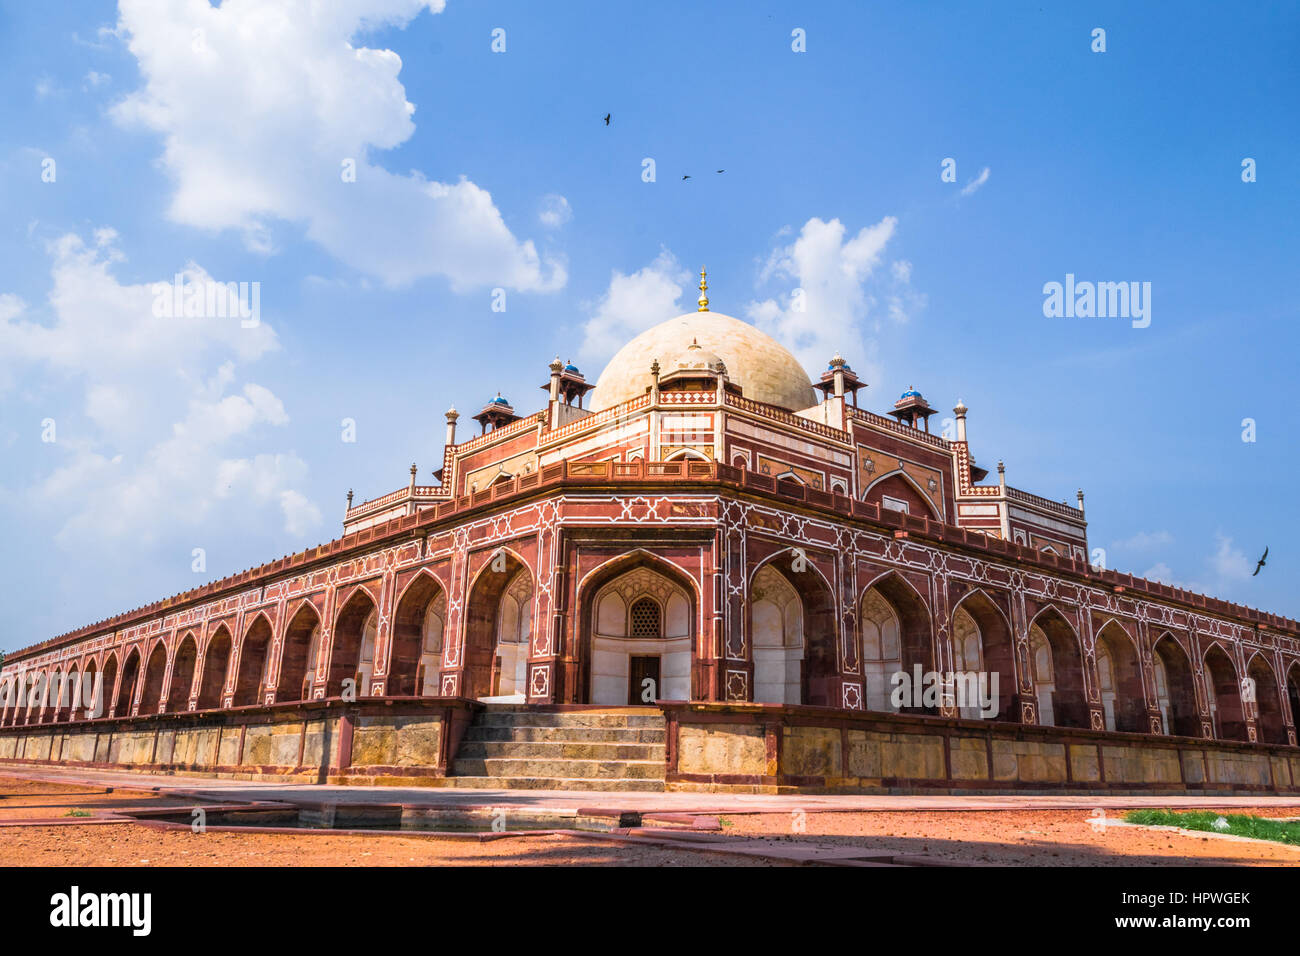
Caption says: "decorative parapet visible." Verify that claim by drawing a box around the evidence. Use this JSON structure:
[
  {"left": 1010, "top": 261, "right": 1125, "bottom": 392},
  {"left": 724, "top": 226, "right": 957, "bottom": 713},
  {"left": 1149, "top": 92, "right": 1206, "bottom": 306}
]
[
  {"left": 849, "top": 406, "right": 951, "bottom": 449},
  {"left": 540, "top": 394, "right": 653, "bottom": 445},
  {"left": 447, "top": 410, "right": 545, "bottom": 456},
  {"left": 725, "top": 392, "right": 852, "bottom": 444}
]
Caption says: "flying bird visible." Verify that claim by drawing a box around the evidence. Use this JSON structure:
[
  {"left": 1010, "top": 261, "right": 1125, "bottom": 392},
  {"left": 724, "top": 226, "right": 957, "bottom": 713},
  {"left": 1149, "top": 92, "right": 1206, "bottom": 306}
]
[
  {"left": 1253, "top": 546, "right": 1269, "bottom": 576},
  {"left": 603, "top": 113, "right": 610, "bottom": 125},
  {"left": 716, "top": 169, "right": 725, "bottom": 173},
  {"left": 682, "top": 174, "right": 691, "bottom": 180}
]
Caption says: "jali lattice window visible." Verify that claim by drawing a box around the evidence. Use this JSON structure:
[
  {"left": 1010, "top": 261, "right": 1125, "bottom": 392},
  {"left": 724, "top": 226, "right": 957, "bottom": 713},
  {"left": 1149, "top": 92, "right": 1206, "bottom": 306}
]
[{"left": 629, "top": 598, "right": 661, "bottom": 638}]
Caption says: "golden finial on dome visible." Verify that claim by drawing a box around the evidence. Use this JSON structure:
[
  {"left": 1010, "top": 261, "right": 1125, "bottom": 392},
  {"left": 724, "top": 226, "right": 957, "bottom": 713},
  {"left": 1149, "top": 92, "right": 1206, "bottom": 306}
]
[{"left": 697, "top": 267, "right": 709, "bottom": 312}]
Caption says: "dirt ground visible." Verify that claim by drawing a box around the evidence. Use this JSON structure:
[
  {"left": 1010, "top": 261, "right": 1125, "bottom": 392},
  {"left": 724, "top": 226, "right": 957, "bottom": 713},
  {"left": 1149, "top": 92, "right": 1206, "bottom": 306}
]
[
  {"left": 2, "top": 775, "right": 1298, "bottom": 866},
  {"left": 719, "top": 808, "right": 1300, "bottom": 866},
  {"left": 0, "top": 777, "right": 772, "bottom": 866}
]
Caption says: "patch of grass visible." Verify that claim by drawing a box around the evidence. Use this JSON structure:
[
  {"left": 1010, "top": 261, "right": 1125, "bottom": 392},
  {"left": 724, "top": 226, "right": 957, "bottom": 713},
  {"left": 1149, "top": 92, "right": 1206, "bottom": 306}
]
[
  {"left": 1124, "top": 809, "right": 1300, "bottom": 846},
  {"left": 718, "top": 817, "right": 734, "bottom": 828},
  {"left": 63, "top": 809, "right": 92, "bottom": 818}
]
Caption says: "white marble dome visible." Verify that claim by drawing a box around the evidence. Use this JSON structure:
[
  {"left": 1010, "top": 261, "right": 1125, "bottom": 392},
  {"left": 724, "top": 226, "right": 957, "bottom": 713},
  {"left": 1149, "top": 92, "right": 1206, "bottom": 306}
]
[{"left": 589, "top": 311, "right": 816, "bottom": 412}]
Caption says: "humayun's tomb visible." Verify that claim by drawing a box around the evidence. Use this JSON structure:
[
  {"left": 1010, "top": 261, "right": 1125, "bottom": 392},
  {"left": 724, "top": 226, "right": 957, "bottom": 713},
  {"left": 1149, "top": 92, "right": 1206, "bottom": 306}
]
[{"left": 3, "top": 271, "right": 1299, "bottom": 794}]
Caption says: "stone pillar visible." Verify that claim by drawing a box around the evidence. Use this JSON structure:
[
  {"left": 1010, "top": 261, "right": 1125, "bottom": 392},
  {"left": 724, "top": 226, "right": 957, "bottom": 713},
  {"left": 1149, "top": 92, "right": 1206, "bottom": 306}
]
[
  {"left": 715, "top": 519, "right": 748, "bottom": 702},
  {"left": 931, "top": 573, "right": 956, "bottom": 717},
  {"left": 1010, "top": 594, "right": 1037, "bottom": 724}
]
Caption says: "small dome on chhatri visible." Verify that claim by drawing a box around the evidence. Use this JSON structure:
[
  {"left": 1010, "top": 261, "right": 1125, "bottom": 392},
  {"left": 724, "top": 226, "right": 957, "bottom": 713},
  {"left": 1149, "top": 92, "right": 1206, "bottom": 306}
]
[
  {"left": 669, "top": 338, "right": 727, "bottom": 376},
  {"left": 490, "top": 393, "right": 511, "bottom": 406},
  {"left": 900, "top": 386, "right": 923, "bottom": 399},
  {"left": 564, "top": 361, "right": 581, "bottom": 374}
]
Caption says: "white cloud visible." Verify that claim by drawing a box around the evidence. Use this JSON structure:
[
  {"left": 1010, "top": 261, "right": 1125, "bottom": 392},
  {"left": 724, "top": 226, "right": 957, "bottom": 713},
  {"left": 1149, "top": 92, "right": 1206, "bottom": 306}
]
[
  {"left": 538, "top": 194, "right": 572, "bottom": 229},
  {"left": 579, "top": 249, "right": 691, "bottom": 362},
  {"left": 110, "top": 0, "right": 563, "bottom": 292},
  {"left": 1141, "top": 562, "right": 1183, "bottom": 587},
  {"left": 961, "top": 166, "right": 991, "bottom": 196},
  {"left": 746, "top": 216, "right": 921, "bottom": 379},
  {"left": 83, "top": 70, "right": 112, "bottom": 90},
  {"left": 0, "top": 230, "right": 321, "bottom": 547},
  {"left": 1211, "top": 534, "right": 1254, "bottom": 582},
  {"left": 1114, "top": 529, "right": 1174, "bottom": 551}
]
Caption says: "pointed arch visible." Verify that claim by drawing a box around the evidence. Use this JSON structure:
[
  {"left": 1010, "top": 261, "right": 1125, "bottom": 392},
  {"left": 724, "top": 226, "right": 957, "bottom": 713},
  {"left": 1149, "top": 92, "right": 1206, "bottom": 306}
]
[
  {"left": 1027, "top": 606, "right": 1088, "bottom": 728},
  {"left": 577, "top": 550, "right": 698, "bottom": 704},
  {"left": 392, "top": 570, "right": 448, "bottom": 696},
  {"left": 139, "top": 640, "right": 169, "bottom": 715},
  {"left": 276, "top": 601, "right": 322, "bottom": 703},
  {"left": 1152, "top": 632, "right": 1198, "bottom": 736},
  {"left": 1094, "top": 620, "right": 1145, "bottom": 732},
  {"left": 167, "top": 633, "right": 198, "bottom": 713},
  {"left": 750, "top": 562, "right": 805, "bottom": 705},
  {"left": 950, "top": 588, "right": 1016, "bottom": 721},
  {"left": 859, "top": 570, "right": 933, "bottom": 714},
  {"left": 40, "top": 667, "right": 62, "bottom": 723},
  {"left": 1204, "top": 643, "right": 1246, "bottom": 741},
  {"left": 1246, "top": 652, "right": 1286, "bottom": 745},
  {"left": 746, "top": 550, "right": 837, "bottom": 706},
  {"left": 96, "top": 652, "right": 118, "bottom": 720},
  {"left": 78, "top": 657, "right": 98, "bottom": 720},
  {"left": 665, "top": 448, "right": 709, "bottom": 462},
  {"left": 1286, "top": 661, "right": 1300, "bottom": 741},
  {"left": 115, "top": 647, "right": 142, "bottom": 717},
  {"left": 197, "top": 626, "right": 232, "bottom": 710},
  {"left": 463, "top": 550, "right": 534, "bottom": 700},
  {"left": 328, "top": 587, "right": 379, "bottom": 697},
  {"left": 863, "top": 470, "right": 940, "bottom": 519},
  {"left": 234, "top": 614, "right": 274, "bottom": 706}
]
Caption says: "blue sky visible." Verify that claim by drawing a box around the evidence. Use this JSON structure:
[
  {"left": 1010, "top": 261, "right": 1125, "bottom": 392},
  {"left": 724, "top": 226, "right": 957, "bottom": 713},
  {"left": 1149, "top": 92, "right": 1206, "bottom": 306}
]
[{"left": 1, "top": 0, "right": 1297, "bottom": 651}]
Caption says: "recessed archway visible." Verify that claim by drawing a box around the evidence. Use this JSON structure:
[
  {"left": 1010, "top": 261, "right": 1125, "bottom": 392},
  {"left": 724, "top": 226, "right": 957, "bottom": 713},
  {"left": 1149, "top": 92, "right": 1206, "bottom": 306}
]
[
  {"left": 750, "top": 564, "right": 805, "bottom": 705},
  {"left": 115, "top": 648, "right": 142, "bottom": 717},
  {"left": 234, "top": 615, "right": 273, "bottom": 707},
  {"left": 328, "top": 588, "right": 379, "bottom": 697},
  {"left": 1094, "top": 621, "right": 1146, "bottom": 732},
  {"left": 166, "top": 634, "right": 198, "bottom": 713},
  {"left": 392, "top": 574, "right": 448, "bottom": 697},
  {"left": 196, "top": 628, "right": 232, "bottom": 710},
  {"left": 139, "top": 642, "right": 168, "bottom": 715},
  {"left": 276, "top": 603, "right": 321, "bottom": 703},
  {"left": 464, "top": 552, "right": 534, "bottom": 701},
  {"left": 750, "top": 553, "right": 836, "bottom": 706},
  {"left": 950, "top": 589, "right": 1016, "bottom": 721},
  {"left": 1027, "top": 607, "right": 1088, "bottom": 728},
  {"left": 39, "top": 669, "right": 61, "bottom": 723},
  {"left": 863, "top": 471, "right": 940, "bottom": 519},
  {"left": 577, "top": 551, "right": 698, "bottom": 705},
  {"left": 1286, "top": 663, "right": 1300, "bottom": 742},
  {"left": 860, "top": 572, "right": 933, "bottom": 714},
  {"left": 1204, "top": 644, "right": 1246, "bottom": 741},
  {"left": 1152, "top": 634, "right": 1199, "bottom": 736},
  {"left": 1247, "top": 654, "right": 1287, "bottom": 745},
  {"left": 96, "top": 654, "right": 118, "bottom": 720}
]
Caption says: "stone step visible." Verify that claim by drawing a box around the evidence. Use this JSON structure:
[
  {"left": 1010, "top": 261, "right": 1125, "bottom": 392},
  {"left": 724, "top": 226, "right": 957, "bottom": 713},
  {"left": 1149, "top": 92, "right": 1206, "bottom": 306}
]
[
  {"left": 434, "top": 776, "right": 667, "bottom": 793},
  {"left": 475, "top": 711, "right": 665, "bottom": 729},
  {"left": 457, "top": 740, "right": 666, "bottom": 761},
  {"left": 452, "top": 756, "right": 665, "bottom": 780},
  {"left": 463, "top": 725, "right": 666, "bottom": 744}
]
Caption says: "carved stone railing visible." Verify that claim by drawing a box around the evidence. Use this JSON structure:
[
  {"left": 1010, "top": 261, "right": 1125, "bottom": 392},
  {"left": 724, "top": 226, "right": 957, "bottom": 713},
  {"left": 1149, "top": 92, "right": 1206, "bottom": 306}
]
[{"left": 849, "top": 407, "right": 951, "bottom": 449}]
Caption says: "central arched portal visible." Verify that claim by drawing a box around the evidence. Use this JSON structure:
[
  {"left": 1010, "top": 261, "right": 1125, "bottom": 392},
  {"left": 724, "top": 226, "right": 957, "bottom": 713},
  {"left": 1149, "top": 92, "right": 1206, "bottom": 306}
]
[{"left": 578, "top": 554, "right": 697, "bottom": 705}]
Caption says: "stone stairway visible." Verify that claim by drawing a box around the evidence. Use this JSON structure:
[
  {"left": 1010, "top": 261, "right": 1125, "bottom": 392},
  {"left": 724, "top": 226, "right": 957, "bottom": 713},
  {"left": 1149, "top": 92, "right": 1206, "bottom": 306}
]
[{"left": 444, "top": 705, "right": 667, "bottom": 791}]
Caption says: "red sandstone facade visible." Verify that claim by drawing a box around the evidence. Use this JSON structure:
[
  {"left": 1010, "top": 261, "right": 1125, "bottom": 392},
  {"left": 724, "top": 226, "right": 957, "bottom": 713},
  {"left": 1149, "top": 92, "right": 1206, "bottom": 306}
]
[{"left": 3, "top": 296, "right": 1298, "bottom": 762}]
